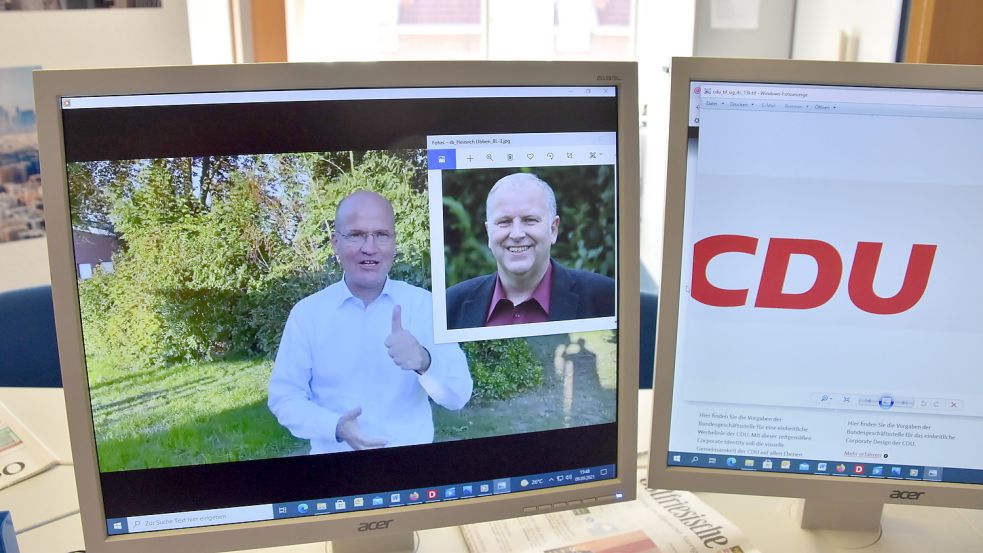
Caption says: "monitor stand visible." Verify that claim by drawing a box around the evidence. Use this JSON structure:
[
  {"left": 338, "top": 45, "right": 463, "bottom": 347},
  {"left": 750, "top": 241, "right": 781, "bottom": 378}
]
[
  {"left": 794, "top": 498, "right": 884, "bottom": 549},
  {"left": 331, "top": 531, "right": 416, "bottom": 553}
]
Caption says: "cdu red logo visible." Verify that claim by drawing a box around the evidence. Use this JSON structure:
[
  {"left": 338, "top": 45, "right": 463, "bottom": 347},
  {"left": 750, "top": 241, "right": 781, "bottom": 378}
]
[{"left": 691, "top": 235, "right": 937, "bottom": 314}]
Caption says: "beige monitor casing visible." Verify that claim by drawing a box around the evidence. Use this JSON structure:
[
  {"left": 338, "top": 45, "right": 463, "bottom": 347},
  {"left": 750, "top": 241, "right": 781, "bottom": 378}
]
[
  {"left": 34, "top": 61, "right": 640, "bottom": 553},
  {"left": 649, "top": 57, "right": 983, "bottom": 520}
]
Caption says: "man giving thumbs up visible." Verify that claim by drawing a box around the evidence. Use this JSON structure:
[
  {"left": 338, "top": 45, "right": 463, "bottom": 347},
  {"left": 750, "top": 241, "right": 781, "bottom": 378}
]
[
  {"left": 385, "top": 305, "right": 431, "bottom": 374},
  {"left": 268, "top": 191, "right": 473, "bottom": 453}
]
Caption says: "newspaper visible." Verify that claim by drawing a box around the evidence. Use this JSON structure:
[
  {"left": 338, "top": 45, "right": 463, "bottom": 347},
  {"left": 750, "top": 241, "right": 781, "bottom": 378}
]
[
  {"left": 0, "top": 401, "right": 58, "bottom": 490},
  {"left": 461, "top": 472, "right": 759, "bottom": 553}
]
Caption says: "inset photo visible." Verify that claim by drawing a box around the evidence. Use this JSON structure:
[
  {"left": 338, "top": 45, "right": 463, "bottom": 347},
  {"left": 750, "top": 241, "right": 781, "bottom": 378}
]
[{"left": 434, "top": 165, "right": 616, "bottom": 343}]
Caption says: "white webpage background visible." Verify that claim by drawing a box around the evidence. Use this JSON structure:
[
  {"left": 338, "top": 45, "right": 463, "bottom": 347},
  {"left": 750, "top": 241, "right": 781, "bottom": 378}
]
[{"left": 669, "top": 95, "right": 983, "bottom": 468}]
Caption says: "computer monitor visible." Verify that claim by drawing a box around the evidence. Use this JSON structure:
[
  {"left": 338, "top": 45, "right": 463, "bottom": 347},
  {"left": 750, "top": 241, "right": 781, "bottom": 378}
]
[
  {"left": 34, "top": 61, "right": 640, "bottom": 553},
  {"left": 649, "top": 57, "right": 983, "bottom": 535}
]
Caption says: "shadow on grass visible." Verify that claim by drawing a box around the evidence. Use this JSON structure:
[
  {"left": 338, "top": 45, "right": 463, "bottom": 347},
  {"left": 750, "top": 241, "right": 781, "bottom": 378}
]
[
  {"left": 434, "top": 333, "right": 616, "bottom": 442},
  {"left": 97, "top": 397, "right": 307, "bottom": 473},
  {"left": 92, "top": 374, "right": 217, "bottom": 415}
]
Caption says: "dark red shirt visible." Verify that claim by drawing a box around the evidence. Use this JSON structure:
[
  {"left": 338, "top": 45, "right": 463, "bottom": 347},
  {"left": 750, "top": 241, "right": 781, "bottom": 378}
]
[{"left": 485, "top": 262, "right": 553, "bottom": 326}]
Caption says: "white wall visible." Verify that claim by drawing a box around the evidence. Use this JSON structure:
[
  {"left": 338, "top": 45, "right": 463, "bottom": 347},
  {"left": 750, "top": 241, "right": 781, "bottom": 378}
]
[
  {"left": 0, "top": 238, "right": 50, "bottom": 293},
  {"left": 636, "top": 0, "right": 695, "bottom": 291},
  {"left": 0, "top": 1, "right": 193, "bottom": 292},
  {"left": 187, "top": 0, "right": 235, "bottom": 65},
  {"left": 0, "top": 0, "right": 192, "bottom": 69},
  {"left": 792, "top": 0, "right": 903, "bottom": 62}
]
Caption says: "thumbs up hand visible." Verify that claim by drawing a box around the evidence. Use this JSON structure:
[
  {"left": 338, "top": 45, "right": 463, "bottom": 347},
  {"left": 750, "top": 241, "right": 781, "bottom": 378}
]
[{"left": 384, "top": 305, "right": 431, "bottom": 374}]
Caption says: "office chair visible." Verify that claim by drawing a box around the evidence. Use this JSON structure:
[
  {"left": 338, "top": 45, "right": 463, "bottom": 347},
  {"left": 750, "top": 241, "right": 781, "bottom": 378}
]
[
  {"left": 639, "top": 290, "right": 658, "bottom": 389},
  {"left": 0, "top": 285, "right": 62, "bottom": 387}
]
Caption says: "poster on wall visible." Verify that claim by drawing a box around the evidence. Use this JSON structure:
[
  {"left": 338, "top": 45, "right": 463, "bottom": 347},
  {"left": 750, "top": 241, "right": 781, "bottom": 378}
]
[
  {"left": 1, "top": 0, "right": 160, "bottom": 10},
  {"left": 0, "top": 66, "right": 43, "bottom": 243}
]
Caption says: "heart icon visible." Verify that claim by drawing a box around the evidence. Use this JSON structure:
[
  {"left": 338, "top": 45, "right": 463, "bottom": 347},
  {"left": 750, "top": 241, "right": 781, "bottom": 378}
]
[{"left": 526, "top": 153, "right": 534, "bottom": 159}]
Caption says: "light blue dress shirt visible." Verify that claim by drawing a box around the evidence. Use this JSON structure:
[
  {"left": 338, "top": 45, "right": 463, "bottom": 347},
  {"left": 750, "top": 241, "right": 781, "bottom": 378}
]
[{"left": 269, "top": 278, "right": 473, "bottom": 454}]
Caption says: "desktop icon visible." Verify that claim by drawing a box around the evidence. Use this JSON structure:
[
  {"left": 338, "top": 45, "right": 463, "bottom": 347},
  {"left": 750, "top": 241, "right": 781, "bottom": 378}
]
[
  {"left": 762, "top": 459, "right": 773, "bottom": 469},
  {"left": 335, "top": 499, "right": 347, "bottom": 510},
  {"left": 445, "top": 487, "right": 457, "bottom": 498},
  {"left": 890, "top": 467, "right": 902, "bottom": 477},
  {"left": 297, "top": 503, "right": 309, "bottom": 514},
  {"left": 835, "top": 464, "right": 847, "bottom": 473},
  {"left": 316, "top": 502, "right": 327, "bottom": 511},
  {"left": 817, "top": 462, "right": 828, "bottom": 472},
  {"left": 408, "top": 492, "right": 420, "bottom": 502},
  {"left": 798, "top": 462, "right": 810, "bottom": 471},
  {"left": 726, "top": 457, "right": 738, "bottom": 467},
  {"left": 494, "top": 479, "right": 510, "bottom": 493},
  {"left": 427, "top": 489, "right": 439, "bottom": 500},
  {"left": 390, "top": 493, "right": 401, "bottom": 503},
  {"left": 872, "top": 466, "right": 884, "bottom": 476},
  {"left": 780, "top": 460, "right": 791, "bottom": 470},
  {"left": 372, "top": 496, "right": 384, "bottom": 506},
  {"left": 854, "top": 464, "right": 865, "bottom": 475},
  {"left": 463, "top": 485, "right": 473, "bottom": 496}
]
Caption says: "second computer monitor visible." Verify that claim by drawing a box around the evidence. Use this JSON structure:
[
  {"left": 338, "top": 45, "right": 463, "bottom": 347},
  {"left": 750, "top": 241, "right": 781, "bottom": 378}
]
[{"left": 649, "top": 57, "right": 982, "bottom": 532}]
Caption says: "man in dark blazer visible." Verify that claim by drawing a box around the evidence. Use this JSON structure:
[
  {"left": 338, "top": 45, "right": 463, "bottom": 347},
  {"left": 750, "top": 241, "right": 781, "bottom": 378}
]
[{"left": 445, "top": 173, "right": 615, "bottom": 330}]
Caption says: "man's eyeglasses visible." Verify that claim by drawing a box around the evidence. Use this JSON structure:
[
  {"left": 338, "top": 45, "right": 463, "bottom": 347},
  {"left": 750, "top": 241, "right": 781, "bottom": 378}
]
[{"left": 336, "top": 230, "right": 395, "bottom": 246}]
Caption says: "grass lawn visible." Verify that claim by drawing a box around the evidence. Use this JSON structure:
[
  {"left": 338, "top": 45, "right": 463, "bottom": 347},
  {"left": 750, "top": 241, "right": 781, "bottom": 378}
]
[
  {"left": 434, "top": 330, "right": 617, "bottom": 441},
  {"left": 88, "top": 355, "right": 306, "bottom": 472},
  {"left": 88, "top": 330, "right": 618, "bottom": 471}
]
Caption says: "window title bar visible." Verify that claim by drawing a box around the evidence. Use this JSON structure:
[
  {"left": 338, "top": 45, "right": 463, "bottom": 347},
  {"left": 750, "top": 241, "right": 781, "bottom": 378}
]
[
  {"left": 694, "top": 82, "right": 983, "bottom": 109},
  {"left": 62, "top": 86, "right": 617, "bottom": 110}
]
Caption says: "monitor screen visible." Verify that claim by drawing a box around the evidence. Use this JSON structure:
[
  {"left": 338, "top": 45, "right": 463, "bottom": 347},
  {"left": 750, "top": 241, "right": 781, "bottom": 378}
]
[
  {"left": 34, "top": 62, "right": 639, "bottom": 553},
  {"left": 649, "top": 58, "right": 982, "bottom": 531}
]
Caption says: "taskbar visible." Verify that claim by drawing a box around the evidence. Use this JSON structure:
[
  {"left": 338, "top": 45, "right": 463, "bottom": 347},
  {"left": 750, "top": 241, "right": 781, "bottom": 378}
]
[
  {"left": 106, "top": 463, "right": 617, "bottom": 536},
  {"left": 668, "top": 451, "right": 983, "bottom": 485}
]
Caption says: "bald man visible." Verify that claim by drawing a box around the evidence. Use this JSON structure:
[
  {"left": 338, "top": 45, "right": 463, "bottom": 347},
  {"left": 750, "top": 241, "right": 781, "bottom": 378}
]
[
  {"left": 446, "top": 173, "right": 615, "bottom": 330},
  {"left": 269, "top": 191, "right": 472, "bottom": 453}
]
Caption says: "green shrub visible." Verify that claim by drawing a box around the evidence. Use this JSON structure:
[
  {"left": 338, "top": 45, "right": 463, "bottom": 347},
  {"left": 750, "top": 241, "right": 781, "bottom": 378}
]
[
  {"left": 463, "top": 338, "right": 542, "bottom": 402},
  {"left": 71, "top": 150, "right": 433, "bottom": 370}
]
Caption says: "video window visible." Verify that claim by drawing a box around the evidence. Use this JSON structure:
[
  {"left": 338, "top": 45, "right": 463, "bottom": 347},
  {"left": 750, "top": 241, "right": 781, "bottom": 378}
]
[{"left": 69, "top": 149, "right": 617, "bottom": 473}]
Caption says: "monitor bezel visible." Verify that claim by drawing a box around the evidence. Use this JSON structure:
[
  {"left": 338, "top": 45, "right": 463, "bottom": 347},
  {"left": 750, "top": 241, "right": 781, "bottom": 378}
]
[
  {"left": 34, "top": 61, "right": 641, "bottom": 553},
  {"left": 648, "top": 56, "right": 983, "bottom": 510}
]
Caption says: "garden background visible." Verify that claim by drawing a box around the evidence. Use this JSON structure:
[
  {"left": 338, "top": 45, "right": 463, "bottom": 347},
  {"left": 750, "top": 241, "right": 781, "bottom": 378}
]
[{"left": 71, "top": 151, "right": 616, "bottom": 472}]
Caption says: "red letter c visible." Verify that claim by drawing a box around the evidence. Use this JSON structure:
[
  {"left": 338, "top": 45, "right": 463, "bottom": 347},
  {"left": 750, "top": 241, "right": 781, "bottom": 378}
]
[{"left": 692, "top": 234, "right": 758, "bottom": 307}]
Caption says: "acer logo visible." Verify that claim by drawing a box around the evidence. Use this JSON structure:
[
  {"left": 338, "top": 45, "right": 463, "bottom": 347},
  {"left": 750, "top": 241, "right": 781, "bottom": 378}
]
[
  {"left": 358, "top": 519, "right": 393, "bottom": 532},
  {"left": 890, "top": 490, "right": 925, "bottom": 500},
  {"left": 692, "top": 235, "right": 937, "bottom": 314}
]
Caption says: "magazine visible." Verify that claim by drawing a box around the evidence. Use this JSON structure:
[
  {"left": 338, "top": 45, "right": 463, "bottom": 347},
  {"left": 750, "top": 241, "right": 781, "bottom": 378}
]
[{"left": 0, "top": 401, "right": 58, "bottom": 491}]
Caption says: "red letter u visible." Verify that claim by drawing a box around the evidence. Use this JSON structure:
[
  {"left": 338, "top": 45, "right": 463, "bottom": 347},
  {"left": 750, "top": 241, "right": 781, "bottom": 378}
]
[{"left": 848, "top": 243, "right": 937, "bottom": 315}]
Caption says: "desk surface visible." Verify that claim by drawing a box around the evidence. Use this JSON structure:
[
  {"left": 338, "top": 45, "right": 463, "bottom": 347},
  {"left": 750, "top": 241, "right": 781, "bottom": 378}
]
[{"left": 3, "top": 388, "right": 981, "bottom": 553}]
